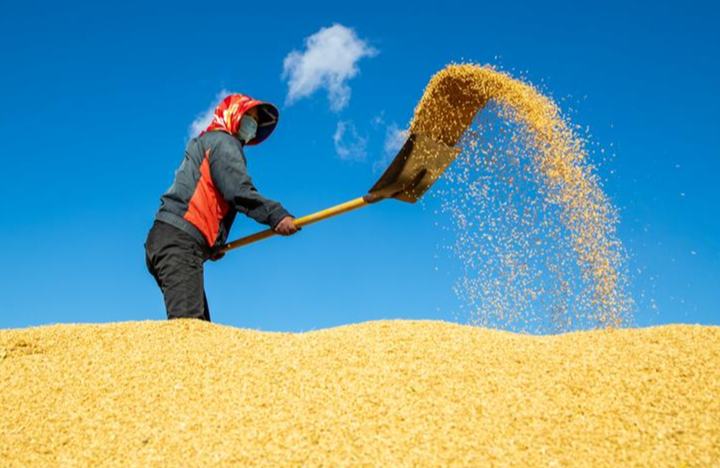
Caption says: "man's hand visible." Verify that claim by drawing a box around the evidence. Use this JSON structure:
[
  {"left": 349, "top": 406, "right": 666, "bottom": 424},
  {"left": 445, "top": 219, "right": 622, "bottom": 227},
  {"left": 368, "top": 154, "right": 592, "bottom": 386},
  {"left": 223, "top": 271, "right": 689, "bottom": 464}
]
[{"left": 274, "top": 216, "right": 300, "bottom": 236}]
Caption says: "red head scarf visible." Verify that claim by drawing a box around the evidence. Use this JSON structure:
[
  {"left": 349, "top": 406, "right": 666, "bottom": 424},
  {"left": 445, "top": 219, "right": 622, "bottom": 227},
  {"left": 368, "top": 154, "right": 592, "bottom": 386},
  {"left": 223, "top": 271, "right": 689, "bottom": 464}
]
[{"left": 201, "top": 93, "right": 279, "bottom": 146}]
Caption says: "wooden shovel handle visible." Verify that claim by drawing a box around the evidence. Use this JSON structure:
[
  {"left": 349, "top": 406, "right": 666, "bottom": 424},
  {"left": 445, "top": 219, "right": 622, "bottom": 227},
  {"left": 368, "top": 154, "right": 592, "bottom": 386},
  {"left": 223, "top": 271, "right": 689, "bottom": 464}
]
[{"left": 220, "top": 194, "right": 381, "bottom": 253}]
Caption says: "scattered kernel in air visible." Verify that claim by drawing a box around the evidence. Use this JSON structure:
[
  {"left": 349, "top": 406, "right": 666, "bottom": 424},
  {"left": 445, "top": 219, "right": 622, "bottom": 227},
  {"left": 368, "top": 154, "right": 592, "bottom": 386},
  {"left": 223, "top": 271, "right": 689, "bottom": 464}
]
[{"left": 410, "top": 63, "right": 632, "bottom": 333}]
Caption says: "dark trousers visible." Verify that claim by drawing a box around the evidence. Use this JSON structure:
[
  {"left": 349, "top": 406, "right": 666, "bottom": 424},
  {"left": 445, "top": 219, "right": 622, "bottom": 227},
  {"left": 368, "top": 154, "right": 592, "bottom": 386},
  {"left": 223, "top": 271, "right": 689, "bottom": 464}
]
[{"left": 144, "top": 220, "right": 212, "bottom": 321}]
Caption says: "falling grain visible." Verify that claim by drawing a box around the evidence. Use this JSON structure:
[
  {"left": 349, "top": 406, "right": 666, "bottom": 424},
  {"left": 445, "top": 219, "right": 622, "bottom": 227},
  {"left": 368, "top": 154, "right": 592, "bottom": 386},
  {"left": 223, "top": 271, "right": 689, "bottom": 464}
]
[{"left": 411, "top": 64, "right": 631, "bottom": 331}]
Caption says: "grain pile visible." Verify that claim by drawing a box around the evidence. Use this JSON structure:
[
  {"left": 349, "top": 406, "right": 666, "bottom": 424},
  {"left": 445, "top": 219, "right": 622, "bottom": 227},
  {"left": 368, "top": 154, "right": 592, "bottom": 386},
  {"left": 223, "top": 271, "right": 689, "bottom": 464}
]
[
  {"left": 411, "top": 64, "right": 631, "bottom": 331},
  {"left": 1, "top": 319, "right": 718, "bottom": 465}
]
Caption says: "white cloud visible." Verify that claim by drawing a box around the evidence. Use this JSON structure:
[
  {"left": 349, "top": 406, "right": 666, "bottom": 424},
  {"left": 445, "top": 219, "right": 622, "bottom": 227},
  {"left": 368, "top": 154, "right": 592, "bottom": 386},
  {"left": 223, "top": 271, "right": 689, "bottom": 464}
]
[
  {"left": 282, "top": 24, "right": 378, "bottom": 112},
  {"left": 333, "top": 121, "right": 367, "bottom": 161},
  {"left": 188, "top": 89, "right": 233, "bottom": 138},
  {"left": 384, "top": 123, "right": 408, "bottom": 155}
]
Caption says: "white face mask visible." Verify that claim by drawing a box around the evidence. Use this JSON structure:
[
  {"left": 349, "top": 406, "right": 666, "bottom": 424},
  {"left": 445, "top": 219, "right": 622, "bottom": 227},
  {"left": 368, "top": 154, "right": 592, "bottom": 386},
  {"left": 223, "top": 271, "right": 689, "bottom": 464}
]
[{"left": 237, "top": 115, "right": 258, "bottom": 144}]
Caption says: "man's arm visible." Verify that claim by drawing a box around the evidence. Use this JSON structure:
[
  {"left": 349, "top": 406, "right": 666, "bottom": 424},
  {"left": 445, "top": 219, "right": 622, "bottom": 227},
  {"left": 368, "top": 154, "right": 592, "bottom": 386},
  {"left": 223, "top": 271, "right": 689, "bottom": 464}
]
[{"left": 209, "top": 136, "right": 292, "bottom": 229}]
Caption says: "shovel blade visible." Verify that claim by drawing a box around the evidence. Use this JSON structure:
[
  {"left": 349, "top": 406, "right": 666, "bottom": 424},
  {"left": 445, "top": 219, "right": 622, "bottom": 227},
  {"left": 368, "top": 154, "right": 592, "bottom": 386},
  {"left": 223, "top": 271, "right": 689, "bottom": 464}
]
[{"left": 368, "top": 133, "right": 460, "bottom": 203}]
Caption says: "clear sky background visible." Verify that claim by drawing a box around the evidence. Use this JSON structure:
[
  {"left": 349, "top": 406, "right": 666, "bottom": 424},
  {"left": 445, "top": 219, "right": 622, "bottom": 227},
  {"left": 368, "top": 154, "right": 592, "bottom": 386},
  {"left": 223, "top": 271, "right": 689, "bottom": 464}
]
[{"left": 1, "top": 0, "right": 718, "bottom": 332}]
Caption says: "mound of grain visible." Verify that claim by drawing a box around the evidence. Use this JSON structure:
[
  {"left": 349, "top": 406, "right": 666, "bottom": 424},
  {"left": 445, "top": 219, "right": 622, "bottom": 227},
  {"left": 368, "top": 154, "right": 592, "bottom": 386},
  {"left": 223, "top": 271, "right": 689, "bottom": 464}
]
[{"left": 1, "top": 319, "right": 718, "bottom": 465}]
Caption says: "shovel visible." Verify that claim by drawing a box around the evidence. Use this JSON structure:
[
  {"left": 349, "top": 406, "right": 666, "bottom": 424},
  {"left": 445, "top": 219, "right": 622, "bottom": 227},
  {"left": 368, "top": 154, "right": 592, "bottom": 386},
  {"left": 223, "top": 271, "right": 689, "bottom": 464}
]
[{"left": 220, "top": 133, "right": 461, "bottom": 253}]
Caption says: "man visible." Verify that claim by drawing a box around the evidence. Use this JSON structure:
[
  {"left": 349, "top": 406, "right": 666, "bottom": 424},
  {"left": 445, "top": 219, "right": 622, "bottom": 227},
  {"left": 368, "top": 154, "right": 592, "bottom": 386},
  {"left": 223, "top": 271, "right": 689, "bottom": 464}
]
[{"left": 145, "top": 94, "right": 299, "bottom": 322}]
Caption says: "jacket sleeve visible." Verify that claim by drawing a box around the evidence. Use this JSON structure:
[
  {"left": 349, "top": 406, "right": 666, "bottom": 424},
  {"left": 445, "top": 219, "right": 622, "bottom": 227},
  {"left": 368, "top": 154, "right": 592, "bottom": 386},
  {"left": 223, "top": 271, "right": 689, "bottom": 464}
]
[{"left": 209, "top": 137, "right": 291, "bottom": 228}]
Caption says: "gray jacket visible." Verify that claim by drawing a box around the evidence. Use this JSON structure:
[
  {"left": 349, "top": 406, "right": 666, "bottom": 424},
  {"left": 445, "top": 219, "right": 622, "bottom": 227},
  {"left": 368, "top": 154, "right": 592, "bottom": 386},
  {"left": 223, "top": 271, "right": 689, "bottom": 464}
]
[{"left": 155, "top": 130, "right": 291, "bottom": 251}]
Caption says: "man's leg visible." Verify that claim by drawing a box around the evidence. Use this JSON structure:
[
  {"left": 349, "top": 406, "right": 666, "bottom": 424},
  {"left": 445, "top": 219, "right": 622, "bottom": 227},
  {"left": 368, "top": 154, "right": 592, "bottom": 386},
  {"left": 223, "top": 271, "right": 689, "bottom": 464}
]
[
  {"left": 157, "top": 250, "right": 207, "bottom": 321},
  {"left": 145, "top": 222, "right": 210, "bottom": 321}
]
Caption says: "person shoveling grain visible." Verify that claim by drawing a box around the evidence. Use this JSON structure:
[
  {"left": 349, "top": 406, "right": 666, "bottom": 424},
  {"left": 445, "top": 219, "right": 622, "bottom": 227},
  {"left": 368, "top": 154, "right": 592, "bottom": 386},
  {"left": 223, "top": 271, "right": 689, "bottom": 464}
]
[{"left": 145, "top": 94, "right": 300, "bottom": 322}]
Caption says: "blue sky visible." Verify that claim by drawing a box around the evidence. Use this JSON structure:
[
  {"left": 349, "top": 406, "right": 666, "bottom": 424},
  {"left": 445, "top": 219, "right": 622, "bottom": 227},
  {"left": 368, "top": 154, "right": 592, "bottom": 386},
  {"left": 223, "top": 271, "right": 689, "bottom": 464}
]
[{"left": 1, "top": 0, "right": 718, "bottom": 331}]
